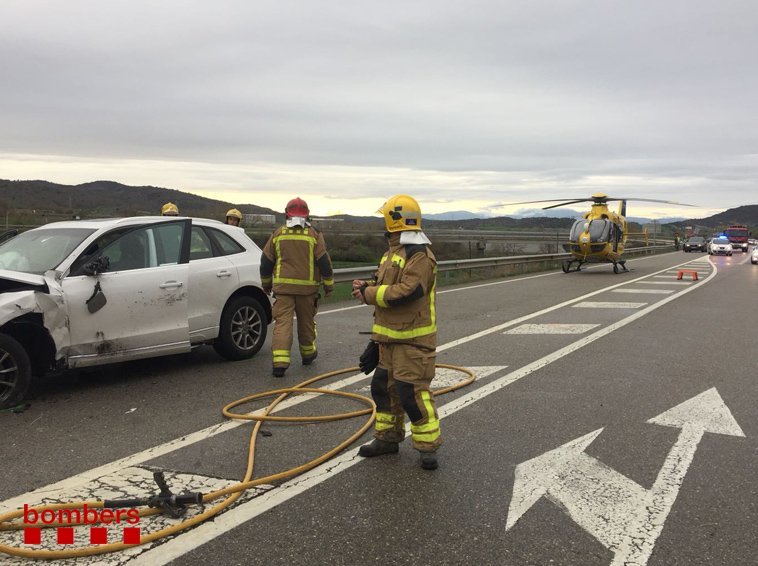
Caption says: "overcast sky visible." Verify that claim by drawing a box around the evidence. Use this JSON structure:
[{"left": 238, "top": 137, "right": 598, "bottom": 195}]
[{"left": 1, "top": 1, "right": 756, "bottom": 218}]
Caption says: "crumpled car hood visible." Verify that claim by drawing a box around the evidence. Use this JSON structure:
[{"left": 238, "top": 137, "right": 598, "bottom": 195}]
[
  {"left": 0, "top": 271, "right": 67, "bottom": 351},
  {"left": 0, "top": 270, "right": 48, "bottom": 293}
]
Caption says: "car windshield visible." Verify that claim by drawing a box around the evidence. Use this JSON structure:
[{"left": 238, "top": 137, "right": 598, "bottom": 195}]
[
  {"left": 0, "top": 228, "right": 96, "bottom": 274},
  {"left": 713, "top": 237, "right": 730, "bottom": 244},
  {"left": 689, "top": 237, "right": 704, "bottom": 243}
]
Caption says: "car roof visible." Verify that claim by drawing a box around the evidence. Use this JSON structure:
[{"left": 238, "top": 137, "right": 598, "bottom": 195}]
[{"left": 32, "top": 217, "right": 228, "bottom": 230}]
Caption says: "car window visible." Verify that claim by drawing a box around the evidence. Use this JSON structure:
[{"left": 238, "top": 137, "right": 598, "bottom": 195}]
[
  {"left": 96, "top": 223, "right": 184, "bottom": 272},
  {"left": 153, "top": 223, "right": 184, "bottom": 266},
  {"left": 68, "top": 228, "right": 133, "bottom": 275},
  {"left": 189, "top": 227, "right": 214, "bottom": 261},
  {"left": 0, "top": 228, "right": 96, "bottom": 275},
  {"left": 208, "top": 228, "right": 246, "bottom": 256},
  {"left": 714, "top": 237, "right": 729, "bottom": 244},
  {"left": 101, "top": 229, "right": 152, "bottom": 271}
]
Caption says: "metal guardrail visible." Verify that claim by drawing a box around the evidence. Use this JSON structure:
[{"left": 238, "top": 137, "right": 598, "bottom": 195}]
[{"left": 332, "top": 245, "right": 673, "bottom": 282}]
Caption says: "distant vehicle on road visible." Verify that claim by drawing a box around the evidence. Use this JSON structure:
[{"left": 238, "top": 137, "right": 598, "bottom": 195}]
[
  {"left": 0, "top": 217, "right": 272, "bottom": 408},
  {"left": 724, "top": 224, "right": 750, "bottom": 252},
  {"left": 751, "top": 246, "right": 758, "bottom": 265},
  {"left": 682, "top": 236, "right": 707, "bottom": 252},
  {"left": 708, "top": 236, "right": 733, "bottom": 256}
]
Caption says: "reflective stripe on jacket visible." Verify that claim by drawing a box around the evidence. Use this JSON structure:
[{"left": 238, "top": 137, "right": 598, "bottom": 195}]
[
  {"left": 363, "top": 233, "right": 437, "bottom": 349},
  {"left": 260, "top": 225, "right": 333, "bottom": 295}
]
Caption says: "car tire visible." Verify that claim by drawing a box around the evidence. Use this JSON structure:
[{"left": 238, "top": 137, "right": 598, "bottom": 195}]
[
  {"left": 0, "top": 333, "right": 32, "bottom": 409},
  {"left": 213, "top": 296, "right": 268, "bottom": 361}
]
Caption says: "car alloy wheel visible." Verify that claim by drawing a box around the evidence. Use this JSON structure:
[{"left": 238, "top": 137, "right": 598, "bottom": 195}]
[{"left": 213, "top": 296, "right": 268, "bottom": 361}]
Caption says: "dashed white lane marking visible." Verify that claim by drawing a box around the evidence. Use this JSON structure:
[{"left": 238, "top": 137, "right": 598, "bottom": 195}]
[
  {"left": 357, "top": 365, "right": 507, "bottom": 393},
  {"left": 506, "top": 324, "right": 600, "bottom": 334},
  {"left": 654, "top": 275, "right": 680, "bottom": 278},
  {"left": 572, "top": 302, "right": 647, "bottom": 309},
  {"left": 637, "top": 281, "right": 693, "bottom": 285},
  {"left": 611, "top": 289, "right": 675, "bottom": 294}
]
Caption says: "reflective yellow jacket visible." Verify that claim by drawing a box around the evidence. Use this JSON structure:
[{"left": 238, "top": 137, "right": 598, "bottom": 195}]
[
  {"left": 363, "top": 233, "right": 437, "bottom": 349},
  {"left": 260, "top": 225, "right": 333, "bottom": 295}
]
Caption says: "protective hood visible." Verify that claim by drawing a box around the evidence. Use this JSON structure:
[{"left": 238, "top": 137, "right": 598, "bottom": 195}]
[
  {"left": 399, "top": 231, "right": 432, "bottom": 245},
  {"left": 285, "top": 217, "right": 310, "bottom": 229}
]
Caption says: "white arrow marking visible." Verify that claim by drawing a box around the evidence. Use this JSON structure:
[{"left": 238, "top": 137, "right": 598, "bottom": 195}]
[{"left": 507, "top": 388, "right": 745, "bottom": 566}]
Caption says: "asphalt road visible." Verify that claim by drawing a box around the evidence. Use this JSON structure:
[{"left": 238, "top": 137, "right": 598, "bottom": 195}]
[{"left": 1, "top": 250, "right": 756, "bottom": 566}]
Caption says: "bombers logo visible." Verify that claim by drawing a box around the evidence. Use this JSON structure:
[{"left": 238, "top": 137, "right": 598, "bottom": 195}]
[{"left": 22, "top": 504, "right": 141, "bottom": 546}]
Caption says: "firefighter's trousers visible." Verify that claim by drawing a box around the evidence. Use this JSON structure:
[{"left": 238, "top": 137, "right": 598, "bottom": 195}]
[
  {"left": 370, "top": 342, "right": 441, "bottom": 452},
  {"left": 271, "top": 293, "right": 319, "bottom": 369}
]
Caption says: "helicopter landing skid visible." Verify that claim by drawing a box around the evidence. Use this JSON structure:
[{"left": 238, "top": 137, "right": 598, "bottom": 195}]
[
  {"left": 612, "top": 261, "right": 629, "bottom": 274},
  {"left": 561, "top": 260, "right": 583, "bottom": 273}
]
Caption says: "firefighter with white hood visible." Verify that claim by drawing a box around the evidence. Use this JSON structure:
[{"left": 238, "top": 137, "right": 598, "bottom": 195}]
[
  {"left": 260, "top": 198, "right": 334, "bottom": 378},
  {"left": 352, "top": 194, "right": 441, "bottom": 470}
]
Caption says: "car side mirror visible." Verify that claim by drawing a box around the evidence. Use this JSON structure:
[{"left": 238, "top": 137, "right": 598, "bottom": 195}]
[
  {"left": 86, "top": 281, "right": 107, "bottom": 314},
  {"left": 82, "top": 256, "right": 110, "bottom": 276}
]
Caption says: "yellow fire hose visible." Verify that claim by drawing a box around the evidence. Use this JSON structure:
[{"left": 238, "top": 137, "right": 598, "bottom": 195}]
[{"left": 0, "top": 363, "right": 475, "bottom": 560}]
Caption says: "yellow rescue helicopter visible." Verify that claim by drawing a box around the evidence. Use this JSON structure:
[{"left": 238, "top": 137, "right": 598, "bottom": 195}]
[{"left": 502, "top": 193, "right": 695, "bottom": 273}]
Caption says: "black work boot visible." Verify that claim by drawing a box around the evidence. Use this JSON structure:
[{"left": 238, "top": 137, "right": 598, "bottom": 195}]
[
  {"left": 419, "top": 451, "right": 438, "bottom": 470},
  {"left": 358, "top": 439, "right": 399, "bottom": 457},
  {"left": 302, "top": 351, "right": 318, "bottom": 366},
  {"left": 272, "top": 367, "right": 286, "bottom": 378}
]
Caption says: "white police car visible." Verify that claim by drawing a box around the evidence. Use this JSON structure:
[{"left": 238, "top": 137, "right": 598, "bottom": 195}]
[
  {"left": 0, "top": 217, "right": 272, "bottom": 408},
  {"left": 707, "top": 236, "right": 733, "bottom": 256}
]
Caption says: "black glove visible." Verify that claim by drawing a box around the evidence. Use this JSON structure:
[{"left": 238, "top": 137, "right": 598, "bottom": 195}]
[{"left": 359, "top": 340, "right": 379, "bottom": 375}]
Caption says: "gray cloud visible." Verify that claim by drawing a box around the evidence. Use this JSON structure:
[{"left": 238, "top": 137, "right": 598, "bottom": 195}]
[{"left": 1, "top": 0, "right": 757, "bottom": 212}]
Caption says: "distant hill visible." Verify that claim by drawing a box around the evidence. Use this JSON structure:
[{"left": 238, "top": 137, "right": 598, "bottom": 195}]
[
  {"left": 1, "top": 179, "right": 756, "bottom": 232},
  {"left": 683, "top": 205, "right": 758, "bottom": 228},
  {"left": 0, "top": 179, "right": 278, "bottom": 222}
]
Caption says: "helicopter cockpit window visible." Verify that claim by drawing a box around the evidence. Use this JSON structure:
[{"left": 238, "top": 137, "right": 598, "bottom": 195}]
[
  {"left": 569, "top": 220, "right": 589, "bottom": 242},
  {"left": 588, "top": 219, "right": 612, "bottom": 243},
  {"left": 569, "top": 219, "right": 613, "bottom": 243}
]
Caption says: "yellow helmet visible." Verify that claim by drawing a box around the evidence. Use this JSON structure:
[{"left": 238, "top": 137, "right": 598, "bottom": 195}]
[
  {"left": 226, "top": 208, "right": 243, "bottom": 220},
  {"left": 161, "top": 202, "right": 179, "bottom": 216},
  {"left": 378, "top": 194, "right": 422, "bottom": 232}
]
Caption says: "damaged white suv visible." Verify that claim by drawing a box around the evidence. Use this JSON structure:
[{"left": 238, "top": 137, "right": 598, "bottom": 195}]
[{"left": 0, "top": 217, "right": 272, "bottom": 408}]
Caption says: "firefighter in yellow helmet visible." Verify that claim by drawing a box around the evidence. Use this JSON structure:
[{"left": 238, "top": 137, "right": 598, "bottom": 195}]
[
  {"left": 225, "top": 208, "right": 243, "bottom": 226},
  {"left": 161, "top": 202, "right": 179, "bottom": 216},
  {"left": 259, "top": 198, "right": 334, "bottom": 378},
  {"left": 352, "top": 194, "right": 441, "bottom": 470}
]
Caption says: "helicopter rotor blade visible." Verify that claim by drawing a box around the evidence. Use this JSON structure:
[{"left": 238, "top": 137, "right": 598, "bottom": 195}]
[
  {"left": 603, "top": 197, "right": 697, "bottom": 207},
  {"left": 542, "top": 199, "right": 593, "bottom": 210},
  {"left": 493, "top": 198, "right": 594, "bottom": 210}
]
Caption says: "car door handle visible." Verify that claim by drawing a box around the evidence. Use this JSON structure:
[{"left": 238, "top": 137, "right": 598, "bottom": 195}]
[
  {"left": 159, "top": 280, "right": 184, "bottom": 289},
  {"left": 216, "top": 270, "right": 232, "bottom": 278}
]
